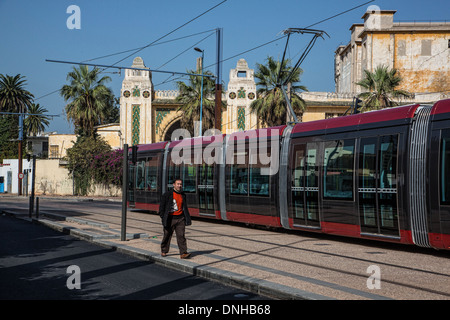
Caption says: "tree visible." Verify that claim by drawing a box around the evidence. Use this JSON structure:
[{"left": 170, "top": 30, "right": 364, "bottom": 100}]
[
  {"left": 66, "top": 135, "right": 112, "bottom": 195},
  {"left": 102, "top": 97, "right": 120, "bottom": 124},
  {"left": 25, "top": 103, "right": 50, "bottom": 136},
  {"left": 250, "top": 56, "right": 307, "bottom": 127},
  {"left": 356, "top": 65, "right": 412, "bottom": 111},
  {"left": 0, "top": 116, "right": 20, "bottom": 162},
  {"left": 60, "top": 65, "right": 114, "bottom": 137},
  {"left": 0, "top": 74, "right": 34, "bottom": 113},
  {"left": 175, "top": 70, "right": 222, "bottom": 136},
  {"left": 0, "top": 74, "right": 34, "bottom": 162}
]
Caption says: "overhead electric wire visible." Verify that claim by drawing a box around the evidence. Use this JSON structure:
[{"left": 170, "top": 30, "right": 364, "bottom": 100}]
[
  {"left": 37, "top": 1, "right": 227, "bottom": 100},
  {"left": 153, "top": 35, "right": 288, "bottom": 88},
  {"left": 102, "top": 0, "right": 228, "bottom": 71},
  {"left": 281, "top": 30, "right": 328, "bottom": 86},
  {"left": 39, "top": 0, "right": 374, "bottom": 99},
  {"left": 82, "top": 29, "right": 218, "bottom": 63},
  {"left": 155, "top": 31, "right": 215, "bottom": 70},
  {"left": 304, "top": 0, "right": 374, "bottom": 29},
  {"left": 155, "top": 0, "right": 376, "bottom": 88}
]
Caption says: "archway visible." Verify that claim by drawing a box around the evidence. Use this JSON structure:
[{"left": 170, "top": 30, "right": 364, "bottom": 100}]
[{"left": 163, "top": 119, "right": 181, "bottom": 141}]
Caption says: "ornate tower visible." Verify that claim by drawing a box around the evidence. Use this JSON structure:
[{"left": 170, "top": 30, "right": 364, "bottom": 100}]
[
  {"left": 226, "top": 59, "right": 257, "bottom": 133},
  {"left": 120, "top": 57, "right": 153, "bottom": 146}
]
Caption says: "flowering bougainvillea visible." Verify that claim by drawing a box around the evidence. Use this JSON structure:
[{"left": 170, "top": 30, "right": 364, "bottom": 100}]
[
  {"left": 91, "top": 148, "right": 123, "bottom": 187},
  {"left": 66, "top": 135, "right": 123, "bottom": 195}
]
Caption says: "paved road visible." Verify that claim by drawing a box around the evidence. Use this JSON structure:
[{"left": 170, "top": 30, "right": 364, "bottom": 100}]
[{"left": 0, "top": 214, "right": 265, "bottom": 300}]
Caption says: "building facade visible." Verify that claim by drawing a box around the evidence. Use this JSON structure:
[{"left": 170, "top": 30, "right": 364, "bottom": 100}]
[
  {"left": 225, "top": 59, "right": 258, "bottom": 133},
  {"left": 119, "top": 57, "right": 261, "bottom": 145},
  {"left": 120, "top": 57, "right": 154, "bottom": 146},
  {"left": 335, "top": 9, "right": 450, "bottom": 96},
  {"left": 118, "top": 57, "right": 351, "bottom": 145}
]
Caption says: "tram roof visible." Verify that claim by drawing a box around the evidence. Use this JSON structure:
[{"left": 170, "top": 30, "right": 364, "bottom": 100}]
[
  {"left": 292, "top": 103, "right": 420, "bottom": 135},
  {"left": 135, "top": 141, "right": 168, "bottom": 152},
  {"left": 431, "top": 99, "right": 450, "bottom": 116},
  {"left": 167, "top": 125, "right": 287, "bottom": 148}
]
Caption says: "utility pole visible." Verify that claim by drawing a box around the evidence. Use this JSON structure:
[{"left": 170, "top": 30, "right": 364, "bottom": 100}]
[
  {"left": 285, "top": 82, "right": 293, "bottom": 124},
  {"left": 18, "top": 114, "right": 23, "bottom": 195},
  {"left": 1, "top": 111, "right": 59, "bottom": 196},
  {"left": 215, "top": 28, "right": 223, "bottom": 131},
  {"left": 28, "top": 154, "right": 36, "bottom": 218},
  {"left": 121, "top": 144, "right": 128, "bottom": 241},
  {"left": 194, "top": 47, "right": 205, "bottom": 136}
]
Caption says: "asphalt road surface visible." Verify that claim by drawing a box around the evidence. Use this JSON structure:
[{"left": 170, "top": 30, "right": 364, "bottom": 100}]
[{"left": 0, "top": 214, "right": 265, "bottom": 300}]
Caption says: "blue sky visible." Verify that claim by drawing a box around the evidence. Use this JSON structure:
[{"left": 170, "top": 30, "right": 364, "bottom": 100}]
[{"left": 0, "top": 0, "right": 448, "bottom": 133}]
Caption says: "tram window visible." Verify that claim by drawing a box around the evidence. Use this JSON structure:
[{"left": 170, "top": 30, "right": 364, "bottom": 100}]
[
  {"left": 379, "top": 135, "right": 398, "bottom": 230},
  {"left": 291, "top": 144, "right": 306, "bottom": 219},
  {"left": 181, "top": 164, "right": 196, "bottom": 193},
  {"left": 206, "top": 164, "right": 214, "bottom": 185},
  {"left": 249, "top": 166, "right": 269, "bottom": 196},
  {"left": 167, "top": 159, "right": 195, "bottom": 193},
  {"left": 441, "top": 129, "right": 450, "bottom": 205},
  {"left": 359, "top": 137, "right": 377, "bottom": 228},
  {"left": 323, "top": 139, "right": 355, "bottom": 200},
  {"left": 247, "top": 147, "right": 269, "bottom": 196},
  {"left": 292, "top": 147, "right": 305, "bottom": 189},
  {"left": 230, "top": 151, "right": 248, "bottom": 195},
  {"left": 306, "top": 146, "right": 318, "bottom": 189},
  {"left": 167, "top": 162, "right": 181, "bottom": 189},
  {"left": 359, "top": 138, "right": 377, "bottom": 190},
  {"left": 135, "top": 160, "right": 145, "bottom": 190},
  {"left": 145, "top": 155, "right": 159, "bottom": 192},
  {"left": 379, "top": 135, "right": 398, "bottom": 190}
]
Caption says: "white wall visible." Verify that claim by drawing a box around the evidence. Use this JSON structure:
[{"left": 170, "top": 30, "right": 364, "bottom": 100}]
[{"left": 0, "top": 159, "right": 32, "bottom": 194}]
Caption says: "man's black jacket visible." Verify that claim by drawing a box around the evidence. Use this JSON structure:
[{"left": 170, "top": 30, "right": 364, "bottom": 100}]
[{"left": 158, "top": 190, "right": 192, "bottom": 228}]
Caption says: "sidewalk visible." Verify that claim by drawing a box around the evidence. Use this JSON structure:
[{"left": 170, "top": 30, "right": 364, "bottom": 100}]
[{"left": 2, "top": 197, "right": 450, "bottom": 300}]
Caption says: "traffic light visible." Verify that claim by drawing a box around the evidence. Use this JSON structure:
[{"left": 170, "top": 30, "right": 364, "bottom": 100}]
[{"left": 353, "top": 97, "right": 364, "bottom": 114}]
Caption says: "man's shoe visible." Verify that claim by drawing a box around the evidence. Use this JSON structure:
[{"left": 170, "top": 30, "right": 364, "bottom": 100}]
[
  {"left": 180, "top": 253, "right": 191, "bottom": 259},
  {"left": 161, "top": 253, "right": 167, "bottom": 257}
]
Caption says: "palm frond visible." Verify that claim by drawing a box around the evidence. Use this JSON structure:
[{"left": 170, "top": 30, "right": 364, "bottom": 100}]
[{"left": 251, "top": 56, "right": 307, "bottom": 127}]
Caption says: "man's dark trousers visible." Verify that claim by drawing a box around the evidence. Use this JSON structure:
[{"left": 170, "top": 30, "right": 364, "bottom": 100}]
[{"left": 161, "top": 215, "right": 187, "bottom": 254}]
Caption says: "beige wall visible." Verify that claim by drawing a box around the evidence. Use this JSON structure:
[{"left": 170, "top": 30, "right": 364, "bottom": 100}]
[
  {"left": 35, "top": 159, "right": 121, "bottom": 197},
  {"left": 96, "top": 124, "right": 121, "bottom": 149},
  {"left": 303, "top": 105, "right": 350, "bottom": 122},
  {"left": 36, "top": 159, "right": 73, "bottom": 195},
  {"left": 48, "top": 134, "right": 75, "bottom": 159},
  {"left": 335, "top": 10, "right": 450, "bottom": 95}
]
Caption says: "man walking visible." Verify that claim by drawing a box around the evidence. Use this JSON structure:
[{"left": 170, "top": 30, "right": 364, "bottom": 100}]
[{"left": 158, "top": 178, "right": 192, "bottom": 259}]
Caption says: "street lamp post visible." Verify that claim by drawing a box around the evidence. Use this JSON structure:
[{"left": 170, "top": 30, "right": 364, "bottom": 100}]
[{"left": 194, "top": 47, "right": 204, "bottom": 137}]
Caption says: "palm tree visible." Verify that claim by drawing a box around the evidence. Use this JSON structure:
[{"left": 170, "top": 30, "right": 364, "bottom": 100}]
[
  {"left": 0, "top": 74, "right": 34, "bottom": 163},
  {"left": 250, "top": 56, "right": 307, "bottom": 127},
  {"left": 60, "top": 65, "right": 114, "bottom": 137},
  {"left": 175, "top": 70, "right": 220, "bottom": 136},
  {"left": 0, "top": 74, "right": 34, "bottom": 113},
  {"left": 356, "top": 65, "right": 412, "bottom": 111},
  {"left": 25, "top": 103, "right": 50, "bottom": 136}
]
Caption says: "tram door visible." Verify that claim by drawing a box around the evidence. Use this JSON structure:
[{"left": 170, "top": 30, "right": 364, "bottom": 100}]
[
  {"left": 358, "top": 135, "right": 399, "bottom": 236},
  {"left": 290, "top": 142, "right": 320, "bottom": 228},
  {"left": 198, "top": 163, "right": 215, "bottom": 216}
]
